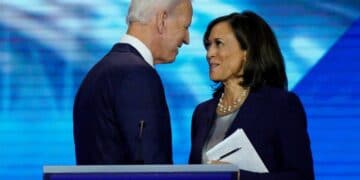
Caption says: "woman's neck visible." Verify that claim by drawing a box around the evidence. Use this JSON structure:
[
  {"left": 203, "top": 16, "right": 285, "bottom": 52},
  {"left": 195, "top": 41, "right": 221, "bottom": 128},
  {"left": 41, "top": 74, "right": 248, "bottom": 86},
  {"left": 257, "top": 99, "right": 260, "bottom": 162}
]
[
  {"left": 216, "top": 80, "right": 249, "bottom": 116},
  {"left": 222, "top": 80, "right": 247, "bottom": 102}
]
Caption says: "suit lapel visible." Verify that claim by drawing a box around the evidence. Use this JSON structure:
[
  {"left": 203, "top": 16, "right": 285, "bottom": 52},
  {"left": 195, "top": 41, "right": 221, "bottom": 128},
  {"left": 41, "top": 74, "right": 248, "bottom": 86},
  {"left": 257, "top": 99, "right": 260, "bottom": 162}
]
[
  {"left": 198, "top": 98, "right": 218, "bottom": 152},
  {"left": 206, "top": 98, "right": 218, "bottom": 132},
  {"left": 225, "top": 88, "right": 267, "bottom": 137}
]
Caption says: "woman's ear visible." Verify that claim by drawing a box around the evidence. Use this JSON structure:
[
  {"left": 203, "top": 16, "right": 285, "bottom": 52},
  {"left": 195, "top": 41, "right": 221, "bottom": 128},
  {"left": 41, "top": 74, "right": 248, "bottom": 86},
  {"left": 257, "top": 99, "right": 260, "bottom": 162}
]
[
  {"left": 156, "top": 10, "right": 168, "bottom": 34},
  {"left": 243, "top": 50, "right": 248, "bottom": 61},
  {"left": 238, "top": 50, "right": 248, "bottom": 76}
]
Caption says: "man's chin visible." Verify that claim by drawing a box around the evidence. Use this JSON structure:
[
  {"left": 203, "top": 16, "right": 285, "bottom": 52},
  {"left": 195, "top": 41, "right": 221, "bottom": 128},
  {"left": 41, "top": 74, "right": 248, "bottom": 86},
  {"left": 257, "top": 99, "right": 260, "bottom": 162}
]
[
  {"left": 155, "top": 57, "right": 176, "bottom": 64},
  {"left": 155, "top": 52, "right": 178, "bottom": 64},
  {"left": 163, "top": 53, "right": 178, "bottom": 63},
  {"left": 164, "top": 59, "right": 176, "bottom": 64}
]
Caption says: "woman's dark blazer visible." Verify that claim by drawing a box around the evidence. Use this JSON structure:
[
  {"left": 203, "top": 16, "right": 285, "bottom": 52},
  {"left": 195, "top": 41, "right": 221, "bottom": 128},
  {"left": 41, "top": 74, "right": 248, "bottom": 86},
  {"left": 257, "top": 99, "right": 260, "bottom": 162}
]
[{"left": 189, "top": 86, "right": 314, "bottom": 180}]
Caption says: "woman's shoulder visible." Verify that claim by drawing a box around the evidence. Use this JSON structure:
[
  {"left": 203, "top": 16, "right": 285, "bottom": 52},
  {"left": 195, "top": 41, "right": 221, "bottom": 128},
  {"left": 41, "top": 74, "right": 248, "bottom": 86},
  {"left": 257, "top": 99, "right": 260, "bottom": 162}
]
[
  {"left": 259, "top": 86, "right": 304, "bottom": 111},
  {"left": 259, "top": 86, "right": 299, "bottom": 100},
  {"left": 251, "top": 86, "right": 302, "bottom": 110},
  {"left": 194, "top": 97, "right": 218, "bottom": 112}
]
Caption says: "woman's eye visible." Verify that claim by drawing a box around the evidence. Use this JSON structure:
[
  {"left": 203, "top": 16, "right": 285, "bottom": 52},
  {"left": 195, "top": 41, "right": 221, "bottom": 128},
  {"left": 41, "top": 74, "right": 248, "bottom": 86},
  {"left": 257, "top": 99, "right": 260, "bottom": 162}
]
[
  {"left": 215, "top": 40, "right": 223, "bottom": 46},
  {"left": 204, "top": 39, "right": 223, "bottom": 49}
]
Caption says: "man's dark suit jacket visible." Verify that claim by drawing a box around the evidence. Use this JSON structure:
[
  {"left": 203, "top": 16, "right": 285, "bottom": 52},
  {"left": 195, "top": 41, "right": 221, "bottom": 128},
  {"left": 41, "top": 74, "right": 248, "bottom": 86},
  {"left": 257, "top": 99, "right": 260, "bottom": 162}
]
[
  {"left": 73, "top": 43, "right": 172, "bottom": 164},
  {"left": 189, "top": 86, "right": 314, "bottom": 180}
]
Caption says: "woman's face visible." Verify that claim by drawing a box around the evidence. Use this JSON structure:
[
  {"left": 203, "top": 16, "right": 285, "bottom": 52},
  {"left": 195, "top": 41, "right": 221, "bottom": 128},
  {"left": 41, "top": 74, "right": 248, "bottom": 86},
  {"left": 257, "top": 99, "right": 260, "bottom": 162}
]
[{"left": 206, "top": 21, "right": 247, "bottom": 82}]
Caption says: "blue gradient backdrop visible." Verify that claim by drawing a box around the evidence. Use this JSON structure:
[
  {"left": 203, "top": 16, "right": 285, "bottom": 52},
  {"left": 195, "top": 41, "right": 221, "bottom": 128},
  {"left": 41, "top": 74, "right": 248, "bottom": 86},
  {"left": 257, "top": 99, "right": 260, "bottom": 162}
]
[{"left": 1, "top": 0, "right": 359, "bottom": 179}]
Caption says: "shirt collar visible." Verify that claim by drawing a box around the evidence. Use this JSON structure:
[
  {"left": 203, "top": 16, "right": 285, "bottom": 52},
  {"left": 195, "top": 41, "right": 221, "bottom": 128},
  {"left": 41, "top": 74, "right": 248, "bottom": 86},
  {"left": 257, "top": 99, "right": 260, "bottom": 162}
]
[{"left": 120, "top": 34, "right": 154, "bottom": 67}]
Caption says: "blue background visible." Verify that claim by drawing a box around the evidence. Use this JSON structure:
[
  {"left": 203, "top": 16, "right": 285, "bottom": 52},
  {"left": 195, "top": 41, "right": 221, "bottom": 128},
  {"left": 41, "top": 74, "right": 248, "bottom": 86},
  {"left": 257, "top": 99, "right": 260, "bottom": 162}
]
[{"left": 1, "top": 0, "right": 359, "bottom": 179}]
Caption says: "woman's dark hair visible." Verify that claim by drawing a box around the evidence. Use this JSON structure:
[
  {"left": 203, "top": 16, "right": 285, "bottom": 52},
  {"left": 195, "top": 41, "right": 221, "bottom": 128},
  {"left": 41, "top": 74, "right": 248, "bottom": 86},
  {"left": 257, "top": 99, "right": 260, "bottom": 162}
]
[{"left": 203, "top": 11, "right": 288, "bottom": 97}]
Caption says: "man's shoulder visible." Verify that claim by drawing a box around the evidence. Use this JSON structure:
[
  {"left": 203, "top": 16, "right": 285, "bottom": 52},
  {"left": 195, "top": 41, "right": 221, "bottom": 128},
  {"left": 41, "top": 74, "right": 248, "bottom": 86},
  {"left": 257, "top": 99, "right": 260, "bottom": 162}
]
[
  {"left": 97, "top": 43, "right": 153, "bottom": 74},
  {"left": 81, "top": 43, "right": 157, "bottom": 90},
  {"left": 109, "top": 43, "right": 139, "bottom": 54},
  {"left": 105, "top": 43, "right": 145, "bottom": 65}
]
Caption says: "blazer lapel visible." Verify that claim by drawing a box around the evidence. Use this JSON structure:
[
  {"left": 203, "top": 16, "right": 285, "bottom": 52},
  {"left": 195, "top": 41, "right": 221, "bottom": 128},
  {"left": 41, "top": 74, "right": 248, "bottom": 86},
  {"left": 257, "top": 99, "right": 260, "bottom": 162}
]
[
  {"left": 225, "top": 88, "right": 267, "bottom": 137},
  {"left": 199, "top": 98, "right": 219, "bottom": 151}
]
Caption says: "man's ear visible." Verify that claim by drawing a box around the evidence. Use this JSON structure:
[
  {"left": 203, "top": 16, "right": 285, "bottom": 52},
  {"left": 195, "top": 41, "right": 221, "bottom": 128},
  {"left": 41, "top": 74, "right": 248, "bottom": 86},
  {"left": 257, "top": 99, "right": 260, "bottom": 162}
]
[{"left": 156, "top": 10, "right": 167, "bottom": 34}]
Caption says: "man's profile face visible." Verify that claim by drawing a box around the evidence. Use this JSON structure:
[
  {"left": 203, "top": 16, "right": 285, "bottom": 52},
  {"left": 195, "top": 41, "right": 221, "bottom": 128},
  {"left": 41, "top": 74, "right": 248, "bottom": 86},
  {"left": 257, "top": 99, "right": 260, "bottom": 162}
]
[{"left": 157, "top": 0, "right": 193, "bottom": 64}]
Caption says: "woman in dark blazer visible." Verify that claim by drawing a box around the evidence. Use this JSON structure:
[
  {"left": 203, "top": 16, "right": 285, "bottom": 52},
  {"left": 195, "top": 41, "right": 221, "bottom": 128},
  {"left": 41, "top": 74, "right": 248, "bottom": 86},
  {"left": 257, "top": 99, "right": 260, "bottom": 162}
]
[{"left": 189, "top": 11, "right": 314, "bottom": 180}]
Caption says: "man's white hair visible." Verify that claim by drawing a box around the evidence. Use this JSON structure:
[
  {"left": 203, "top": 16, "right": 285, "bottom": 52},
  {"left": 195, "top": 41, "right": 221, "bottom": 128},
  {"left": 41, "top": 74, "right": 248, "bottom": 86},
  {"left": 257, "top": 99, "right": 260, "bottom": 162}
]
[{"left": 126, "top": 0, "right": 185, "bottom": 24}]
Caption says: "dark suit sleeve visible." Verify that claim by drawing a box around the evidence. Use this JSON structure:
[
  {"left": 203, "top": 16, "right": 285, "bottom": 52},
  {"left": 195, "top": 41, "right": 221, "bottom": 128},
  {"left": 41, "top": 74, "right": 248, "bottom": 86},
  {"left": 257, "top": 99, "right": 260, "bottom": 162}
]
[
  {"left": 112, "top": 67, "right": 172, "bottom": 164},
  {"left": 240, "top": 93, "right": 314, "bottom": 180}
]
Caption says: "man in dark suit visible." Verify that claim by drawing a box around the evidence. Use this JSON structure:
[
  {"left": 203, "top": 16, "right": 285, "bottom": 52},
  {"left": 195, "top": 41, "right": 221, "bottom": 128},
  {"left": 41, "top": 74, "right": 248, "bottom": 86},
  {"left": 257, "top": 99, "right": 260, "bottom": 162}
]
[{"left": 73, "top": 0, "right": 193, "bottom": 164}]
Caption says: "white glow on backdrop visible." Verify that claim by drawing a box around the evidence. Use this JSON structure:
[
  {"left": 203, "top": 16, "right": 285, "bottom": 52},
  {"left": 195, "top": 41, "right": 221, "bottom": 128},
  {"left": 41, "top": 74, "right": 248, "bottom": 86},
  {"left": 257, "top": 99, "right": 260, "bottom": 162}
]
[
  {"left": 288, "top": 36, "right": 326, "bottom": 89},
  {"left": 292, "top": 37, "right": 326, "bottom": 66},
  {"left": 194, "top": 0, "right": 242, "bottom": 17}
]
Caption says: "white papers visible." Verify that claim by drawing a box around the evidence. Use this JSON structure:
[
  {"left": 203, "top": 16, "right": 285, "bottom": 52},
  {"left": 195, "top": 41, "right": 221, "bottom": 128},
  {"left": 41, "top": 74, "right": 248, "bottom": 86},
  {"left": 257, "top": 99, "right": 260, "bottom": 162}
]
[{"left": 206, "top": 128, "right": 269, "bottom": 173}]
